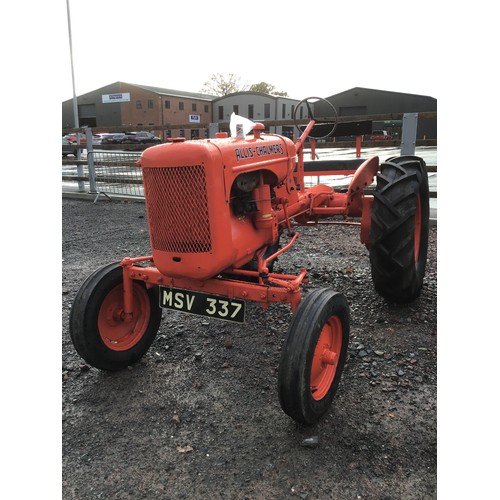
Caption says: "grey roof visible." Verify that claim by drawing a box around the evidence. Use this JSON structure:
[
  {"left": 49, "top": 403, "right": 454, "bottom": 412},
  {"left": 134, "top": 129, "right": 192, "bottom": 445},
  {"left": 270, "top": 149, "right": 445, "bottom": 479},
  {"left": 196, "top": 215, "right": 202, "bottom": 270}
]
[
  {"left": 124, "top": 82, "right": 217, "bottom": 101},
  {"left": 212, "top": 91, "right": 299, "bottom": 103},
  {"left": 328, "top": 87, "right": 436, "bottom": 101}
]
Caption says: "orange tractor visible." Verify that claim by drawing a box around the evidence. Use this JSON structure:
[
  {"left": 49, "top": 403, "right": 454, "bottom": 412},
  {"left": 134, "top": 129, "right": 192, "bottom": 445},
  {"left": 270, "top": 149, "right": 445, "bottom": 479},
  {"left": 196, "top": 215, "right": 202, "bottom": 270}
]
[{"left": 70, "top": 98, "right": 429, "bottom": 425}]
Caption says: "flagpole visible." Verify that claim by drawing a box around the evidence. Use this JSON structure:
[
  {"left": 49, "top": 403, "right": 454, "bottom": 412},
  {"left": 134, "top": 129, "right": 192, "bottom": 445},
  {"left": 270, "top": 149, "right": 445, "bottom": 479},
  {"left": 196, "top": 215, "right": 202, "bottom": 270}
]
[
  {"left": 66, "top": 0, "right": 84, "bottom": 191},
  {"left": 66, "top": 0, "right": 79, "bottom": 131}
]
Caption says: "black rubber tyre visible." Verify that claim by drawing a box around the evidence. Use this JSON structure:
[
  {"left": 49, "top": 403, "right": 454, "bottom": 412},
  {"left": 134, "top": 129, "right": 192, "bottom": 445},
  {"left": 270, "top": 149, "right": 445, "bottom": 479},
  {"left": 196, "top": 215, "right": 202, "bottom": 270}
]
[
  {"left": 278, "top": 288, "right": 350, "bottom": 425},
  {"left": 69, "top": 263, "right": 162, "bottom": 371},
  {"left": 369, "top": 156, "right": 429, "bottom": 303}
]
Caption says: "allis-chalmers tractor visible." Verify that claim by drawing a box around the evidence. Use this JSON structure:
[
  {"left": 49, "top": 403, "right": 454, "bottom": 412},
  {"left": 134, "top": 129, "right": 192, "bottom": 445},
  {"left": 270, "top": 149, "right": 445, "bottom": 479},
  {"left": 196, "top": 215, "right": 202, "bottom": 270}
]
[{"left": 70, "top": 97, "right": 429, "bottom": 425}]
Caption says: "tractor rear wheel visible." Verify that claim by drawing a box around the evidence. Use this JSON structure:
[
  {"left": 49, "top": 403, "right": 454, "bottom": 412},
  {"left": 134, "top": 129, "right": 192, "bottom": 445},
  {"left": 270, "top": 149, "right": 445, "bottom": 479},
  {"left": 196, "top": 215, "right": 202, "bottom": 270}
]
[
  {"left": 369, "top": 156, "right": 429, "bottom": 303},
  {"left": 69, "top": 262, "right": 162, "bottom": 371},
  {"left": 278, "top": 288, "right": 349, "bottom": 425}
]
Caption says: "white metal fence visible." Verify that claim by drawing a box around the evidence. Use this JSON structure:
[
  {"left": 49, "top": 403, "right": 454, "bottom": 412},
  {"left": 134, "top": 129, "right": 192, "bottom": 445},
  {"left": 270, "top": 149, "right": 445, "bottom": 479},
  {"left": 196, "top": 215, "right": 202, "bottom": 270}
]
[
  {"left": 62, "top": 123, "right": 437, "bottom": 201},
  {"left": 62, "top": 150, "right": 144, "bottom": 199}
]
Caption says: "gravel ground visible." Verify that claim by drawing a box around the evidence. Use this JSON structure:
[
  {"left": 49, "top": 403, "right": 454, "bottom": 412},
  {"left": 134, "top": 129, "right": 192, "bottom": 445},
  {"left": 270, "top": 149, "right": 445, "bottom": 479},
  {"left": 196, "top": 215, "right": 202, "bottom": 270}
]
[{"left": 61, "top": 197, "right": 437, "bottom": 499}]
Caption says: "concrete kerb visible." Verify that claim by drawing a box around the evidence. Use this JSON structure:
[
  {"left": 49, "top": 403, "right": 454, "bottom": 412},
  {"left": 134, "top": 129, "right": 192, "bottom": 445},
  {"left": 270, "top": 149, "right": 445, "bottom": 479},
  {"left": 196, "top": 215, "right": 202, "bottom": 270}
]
[{"left": 62, "top": 191, "right": 146, "bottom": 204}]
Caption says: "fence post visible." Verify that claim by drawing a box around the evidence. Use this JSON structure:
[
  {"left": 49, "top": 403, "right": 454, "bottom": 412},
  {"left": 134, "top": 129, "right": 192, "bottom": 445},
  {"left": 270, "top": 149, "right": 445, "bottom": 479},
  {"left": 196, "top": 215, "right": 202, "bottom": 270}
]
[
  {"left": 401, "top": 113, "right": 418, "bottom": 155},
  {"left": 85, "top": 128, "right": 97, "bottom": 194},
  {"left": 76, "top": 131, "right": 85, "bottom": 192},
  {"left": 208, "top": 123, "right": 219, "bottom": 139}
]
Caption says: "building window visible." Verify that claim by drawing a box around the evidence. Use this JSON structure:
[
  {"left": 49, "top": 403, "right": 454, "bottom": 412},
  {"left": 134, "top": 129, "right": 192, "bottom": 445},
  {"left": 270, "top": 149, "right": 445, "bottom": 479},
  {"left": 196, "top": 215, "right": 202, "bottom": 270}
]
[
  {"left": 218, "top": 106, "right": 224, "bottom": 120},
  {"left": 300, "top": 107, "right": 304, "bottom": 119},
  {"left": 192, "top": 103, "right": 197, "bottom": 112},
  {"left": 148, "top": 99, "right": 154, "bottom": 109},
  {"left": 248, "top": 104, "right": 254, "bottom": 119},
  {"left": 291, "top": 105, "right": 295, "bottom": 118},
  {"left": 264, "top": 103, "right": 271, "bottom": 119},
  {"left": 204, "top": 104, "right": 209, "bottom": 113},
  {"left": 282, "top": 126, "right": 294, "bottom": 139},
  {"left": 136, "top": 100, "right": 142, "bottom": 109},
  {"left": 179, "top": 102, "right": 184, "bottom": 111},
  {"left": 165, "top": 100, "right": 170, "bottom": 109},
  {"left": 233, "top": 105, "right": 239, "bottom": 115},
  {"left": 282, "top": 103, "right": 286, "bottom": 119}
]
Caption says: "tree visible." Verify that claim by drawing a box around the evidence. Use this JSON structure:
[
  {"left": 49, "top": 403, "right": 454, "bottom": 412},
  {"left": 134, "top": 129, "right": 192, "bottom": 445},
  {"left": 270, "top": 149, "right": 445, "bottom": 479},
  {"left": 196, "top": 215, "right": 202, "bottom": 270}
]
[
  {"left": 201, "top": 73, "right": 248, "bottom": 96},
  {"left": 201, "top": 74, "right": 289, "bottom": 97},
  {"left": 249, "top": 82, "right": 288, "bottom": 97}
]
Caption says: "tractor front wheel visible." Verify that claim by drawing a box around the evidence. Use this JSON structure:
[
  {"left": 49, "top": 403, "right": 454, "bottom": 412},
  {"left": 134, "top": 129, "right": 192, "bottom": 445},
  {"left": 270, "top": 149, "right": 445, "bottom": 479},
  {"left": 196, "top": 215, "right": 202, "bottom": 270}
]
[
  {"left": 278, "top": 288, "right": 349, "bottom": 425},
  {"left": 69, "top": 263, "right": 162, "bottom": 371},
  {"left": 369, "top": 156, "right": 430, "bottom": 303}
]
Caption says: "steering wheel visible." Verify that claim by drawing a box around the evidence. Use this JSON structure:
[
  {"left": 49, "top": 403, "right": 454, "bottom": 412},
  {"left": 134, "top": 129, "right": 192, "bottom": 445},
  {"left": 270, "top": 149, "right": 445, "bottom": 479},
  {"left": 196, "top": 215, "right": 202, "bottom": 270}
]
[{"left": 293, "top": 96, "right": 338, "bottom": 140}]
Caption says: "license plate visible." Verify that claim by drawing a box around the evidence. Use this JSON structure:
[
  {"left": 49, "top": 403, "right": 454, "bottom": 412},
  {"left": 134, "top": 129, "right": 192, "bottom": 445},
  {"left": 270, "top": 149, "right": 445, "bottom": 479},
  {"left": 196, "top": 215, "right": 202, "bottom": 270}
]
[{"left": 159, "top": 286, "right": 246, "bottom": 323}]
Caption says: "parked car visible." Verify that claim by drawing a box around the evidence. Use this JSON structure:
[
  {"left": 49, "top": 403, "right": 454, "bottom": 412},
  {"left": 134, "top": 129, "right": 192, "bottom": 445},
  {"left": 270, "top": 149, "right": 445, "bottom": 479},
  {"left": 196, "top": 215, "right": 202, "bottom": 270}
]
[
  {"left": 101, "top": 133, "right": 127, "bottom": 144},
  {"left": 64, "top": 132, "right": 104, "bottom": 144},
  {"left": 64, "top": 133, "right": 86, "bottom": 144},
  {"left": 91, "top": 133, "right": 110, "bottom": 145},
  {"left": 123, "top": 131, "right": 162, "bottom": 144},
  {"left": 370, "top": 130, "right": 393, "bottom": 140},
  {"left": 62, "top": 137, "right": 78, "bottom": 157}
]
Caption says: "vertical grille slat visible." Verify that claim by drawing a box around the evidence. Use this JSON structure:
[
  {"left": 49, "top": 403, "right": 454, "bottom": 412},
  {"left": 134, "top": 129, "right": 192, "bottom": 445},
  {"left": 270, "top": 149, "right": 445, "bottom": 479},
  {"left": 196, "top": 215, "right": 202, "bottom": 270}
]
[{"left": 142, "top": 165, "right": 212, "bottom": 253}]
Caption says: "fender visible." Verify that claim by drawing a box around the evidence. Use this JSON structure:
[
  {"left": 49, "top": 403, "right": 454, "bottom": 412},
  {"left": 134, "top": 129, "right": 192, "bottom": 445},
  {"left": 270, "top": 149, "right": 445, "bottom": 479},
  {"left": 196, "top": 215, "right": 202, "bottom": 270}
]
[{"left": 345, "top": 156, "right": 379, "bottom": 217}]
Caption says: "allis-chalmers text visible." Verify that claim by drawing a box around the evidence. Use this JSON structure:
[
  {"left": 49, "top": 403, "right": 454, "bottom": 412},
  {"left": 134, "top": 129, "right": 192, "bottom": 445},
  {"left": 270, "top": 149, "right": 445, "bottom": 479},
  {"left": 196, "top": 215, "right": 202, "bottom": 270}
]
[{"left": 234, "top": 143, "right": 284, "bottom": 161}]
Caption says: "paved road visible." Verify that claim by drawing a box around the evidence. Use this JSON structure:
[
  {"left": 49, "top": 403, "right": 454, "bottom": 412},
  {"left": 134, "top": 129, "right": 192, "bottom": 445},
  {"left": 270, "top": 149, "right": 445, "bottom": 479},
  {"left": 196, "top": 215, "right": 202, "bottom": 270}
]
[{"left": 62, "top": 146, "right": 437, "bottom": 222}]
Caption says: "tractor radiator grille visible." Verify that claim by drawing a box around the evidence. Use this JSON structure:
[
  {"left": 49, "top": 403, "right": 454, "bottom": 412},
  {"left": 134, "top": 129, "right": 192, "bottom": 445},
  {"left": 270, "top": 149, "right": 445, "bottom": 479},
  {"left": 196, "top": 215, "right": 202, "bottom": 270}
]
[{"left": 142, "top": 165, "right": 212, "bottom": 253}]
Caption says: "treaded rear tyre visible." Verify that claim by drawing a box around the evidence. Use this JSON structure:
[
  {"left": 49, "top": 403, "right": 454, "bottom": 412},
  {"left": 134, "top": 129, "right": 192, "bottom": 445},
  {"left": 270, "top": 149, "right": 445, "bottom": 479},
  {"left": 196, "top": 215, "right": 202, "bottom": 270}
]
[
  {"left": 278, "top": 288, "right": 349, "bottom": 425},
  {"left": 369, "top": 156, "right": 429, "bottom": 303}
]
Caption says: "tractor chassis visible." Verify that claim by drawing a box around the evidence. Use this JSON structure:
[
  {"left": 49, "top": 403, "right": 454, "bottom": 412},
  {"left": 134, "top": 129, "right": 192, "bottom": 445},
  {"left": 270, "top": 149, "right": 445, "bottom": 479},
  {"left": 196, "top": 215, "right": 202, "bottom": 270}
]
[
  {"left": 120, "top": 153, "right": 379, "bottom": 323},
  {"left": 120, "top": 253, "right": 307, "bottom": 320}
]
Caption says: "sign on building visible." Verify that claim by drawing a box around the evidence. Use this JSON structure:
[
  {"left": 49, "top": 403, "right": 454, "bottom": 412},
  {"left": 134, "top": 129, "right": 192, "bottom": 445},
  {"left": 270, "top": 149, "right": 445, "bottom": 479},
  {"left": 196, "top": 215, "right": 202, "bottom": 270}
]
[
  {"left": 189, "top": 115, "right": 201, "bottom": 123},
  {"left": 102, "top": 93, "right": 131, "bottom": 104}
]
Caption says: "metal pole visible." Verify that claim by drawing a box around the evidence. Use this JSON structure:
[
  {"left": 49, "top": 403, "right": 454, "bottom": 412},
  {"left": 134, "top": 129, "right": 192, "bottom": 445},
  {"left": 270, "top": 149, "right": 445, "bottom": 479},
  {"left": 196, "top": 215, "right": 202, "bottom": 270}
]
[
  {"left": 86, "top": 128, "right": 97, "bottom": 194},
  {"left": 401, "top": 113, "right": 419, "bottom": 156},
  {"left": 355, "top": 135, "right": 361, "bottom": 158},
  {"left": 66, "top": 0, "right": 84, "bottom": 192}
]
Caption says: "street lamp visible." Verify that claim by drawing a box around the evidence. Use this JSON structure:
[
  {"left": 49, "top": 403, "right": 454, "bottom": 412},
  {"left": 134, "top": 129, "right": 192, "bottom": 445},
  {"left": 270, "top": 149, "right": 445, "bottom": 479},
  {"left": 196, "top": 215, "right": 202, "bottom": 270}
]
[{"left": 66, "top": 0, "right": 84, "bottom": 191}]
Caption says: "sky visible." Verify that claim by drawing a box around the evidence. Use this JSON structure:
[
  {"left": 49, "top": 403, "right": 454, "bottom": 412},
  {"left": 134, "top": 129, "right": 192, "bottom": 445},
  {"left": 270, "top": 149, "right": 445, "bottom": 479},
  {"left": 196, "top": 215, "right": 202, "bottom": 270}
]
[{"left": 62, "top": 0, "right": 443, "bottom": 101}]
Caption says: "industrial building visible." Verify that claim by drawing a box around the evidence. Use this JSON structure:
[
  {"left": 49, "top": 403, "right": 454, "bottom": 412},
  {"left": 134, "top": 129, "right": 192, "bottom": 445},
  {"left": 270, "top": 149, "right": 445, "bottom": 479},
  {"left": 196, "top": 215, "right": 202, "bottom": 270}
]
[
  {"left": 62, "top": 82, "right": 217, "bottom": 140},
  {"left": 62, "top": 84, "right": 436, "bottom": 140},
  {"left": 211, "top": 92, "right": 305, "bottom": 137},
  {"left": 323, "top": 87, "right": 437, "bottom": 140}
]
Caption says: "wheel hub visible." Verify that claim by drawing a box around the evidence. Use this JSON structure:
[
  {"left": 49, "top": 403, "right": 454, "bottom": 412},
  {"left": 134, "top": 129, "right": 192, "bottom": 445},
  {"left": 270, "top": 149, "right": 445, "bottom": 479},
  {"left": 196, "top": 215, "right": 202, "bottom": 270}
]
[
  {"left": 310, "top": 316, "right": 342, "bottom": 400},
  {"left": 98, "top": 284, "right": 151, "bottom": 351}
]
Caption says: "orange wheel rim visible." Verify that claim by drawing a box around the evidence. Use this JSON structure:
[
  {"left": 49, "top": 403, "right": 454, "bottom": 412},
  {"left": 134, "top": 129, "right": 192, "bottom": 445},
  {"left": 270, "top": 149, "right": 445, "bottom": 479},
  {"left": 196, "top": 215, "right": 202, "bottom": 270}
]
[
  {"left": 98, "top": 284, "right": 151, "bottom": 351},
  {"left": 310, "top": 315, "right": 342, "bottom": 401},
  {"left": 414, "top": 194, "right": 422, "bottom": 263}
]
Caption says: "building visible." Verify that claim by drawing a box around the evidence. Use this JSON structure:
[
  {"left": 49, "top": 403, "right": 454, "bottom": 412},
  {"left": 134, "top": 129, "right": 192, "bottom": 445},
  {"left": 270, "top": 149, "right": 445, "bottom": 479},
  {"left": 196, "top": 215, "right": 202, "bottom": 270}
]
[
  {"left": 212, "top": 92, "right": 307, "bottom": 138},
  {"left": 62, "top": 82, "right": 217, "bottom": 139},
  {"left": 319, "top": 87, "right": 437, "bottom": 140},
  {"left": 62, "top": 84, "right": 437, "bottom": 141}
]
